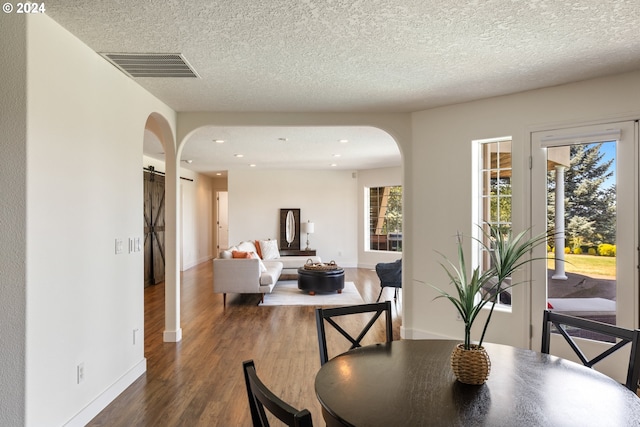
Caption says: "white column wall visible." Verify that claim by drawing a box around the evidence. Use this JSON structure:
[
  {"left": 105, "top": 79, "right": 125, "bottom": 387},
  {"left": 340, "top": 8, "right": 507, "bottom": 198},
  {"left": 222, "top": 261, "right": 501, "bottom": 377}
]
[{"left": 25, "top": 15, "right": 175, "bottom": 426}]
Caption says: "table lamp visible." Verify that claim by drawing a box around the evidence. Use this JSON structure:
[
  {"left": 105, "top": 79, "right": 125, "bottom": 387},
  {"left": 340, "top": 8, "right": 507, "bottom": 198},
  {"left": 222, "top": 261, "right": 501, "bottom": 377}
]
[{"left": 301, "top": 220, "right": 315, "bottom": 250}]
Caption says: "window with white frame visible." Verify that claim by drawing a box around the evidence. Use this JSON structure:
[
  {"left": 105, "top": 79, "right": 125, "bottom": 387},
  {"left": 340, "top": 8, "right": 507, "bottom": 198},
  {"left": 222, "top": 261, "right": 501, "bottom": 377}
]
[
  {"left": 367, "top": 186, "right": 402, "bottom": 252},
  {"left": 473, "top": 138, "right": 512, "bottom": 305}
]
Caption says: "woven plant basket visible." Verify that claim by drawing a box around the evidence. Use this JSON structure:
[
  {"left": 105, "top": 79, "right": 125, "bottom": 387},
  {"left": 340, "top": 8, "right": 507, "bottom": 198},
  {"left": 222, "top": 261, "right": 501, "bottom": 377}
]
[
  {"left": 450, "top": 343, "right": 491, "bottom": 385},
  {"left": 303, "top": 260, "right": 339, "bottom": 271}
]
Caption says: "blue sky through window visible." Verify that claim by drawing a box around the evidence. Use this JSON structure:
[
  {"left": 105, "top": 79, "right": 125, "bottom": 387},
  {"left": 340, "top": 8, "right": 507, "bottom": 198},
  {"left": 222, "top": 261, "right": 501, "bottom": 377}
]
[{"left": 598, "top": 141, "right": 616, "bottom": 189}]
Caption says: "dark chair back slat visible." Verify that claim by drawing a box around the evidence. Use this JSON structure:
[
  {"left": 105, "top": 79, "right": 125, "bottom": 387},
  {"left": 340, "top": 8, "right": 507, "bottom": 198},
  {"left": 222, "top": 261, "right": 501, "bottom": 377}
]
[
  {"left": 242, "top": 360, "right": 313, "bottom": 427},
  {"left": 541, "top": 310, "right": 640, "bottom": 392},
  {"left": 315, "top": 301, "right": 393, "bottom": 366}
]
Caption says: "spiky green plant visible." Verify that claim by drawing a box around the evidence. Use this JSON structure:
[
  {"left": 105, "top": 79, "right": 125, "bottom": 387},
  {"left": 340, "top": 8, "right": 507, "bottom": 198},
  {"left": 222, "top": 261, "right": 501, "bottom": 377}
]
[{"left": 431, "top": 224, "right": 550, "bottom": 349}]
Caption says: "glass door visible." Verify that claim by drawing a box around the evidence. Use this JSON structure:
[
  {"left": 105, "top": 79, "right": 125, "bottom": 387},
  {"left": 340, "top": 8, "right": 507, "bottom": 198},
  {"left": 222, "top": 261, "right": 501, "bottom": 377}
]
[{"left": 530, "top": 121, "right": 638, "bottom": 382}]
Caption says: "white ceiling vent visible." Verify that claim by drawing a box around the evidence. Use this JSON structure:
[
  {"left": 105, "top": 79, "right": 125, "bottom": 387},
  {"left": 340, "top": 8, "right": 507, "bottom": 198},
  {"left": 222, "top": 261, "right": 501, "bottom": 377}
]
[{"left": 100, "top": 53, "right": 199, "bottom": 78}]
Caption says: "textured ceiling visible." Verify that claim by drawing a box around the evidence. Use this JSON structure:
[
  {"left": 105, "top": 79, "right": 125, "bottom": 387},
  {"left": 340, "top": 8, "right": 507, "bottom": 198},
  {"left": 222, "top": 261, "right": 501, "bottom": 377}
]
[{"left": 45, "top": 0, "right": 640, "bottom": 173}]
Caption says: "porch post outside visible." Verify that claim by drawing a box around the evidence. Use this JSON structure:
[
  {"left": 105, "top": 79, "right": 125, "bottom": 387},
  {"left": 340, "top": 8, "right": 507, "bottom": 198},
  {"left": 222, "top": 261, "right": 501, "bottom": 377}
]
[{"left": 552, "top": 165, "right": 568, "bottom": 280}]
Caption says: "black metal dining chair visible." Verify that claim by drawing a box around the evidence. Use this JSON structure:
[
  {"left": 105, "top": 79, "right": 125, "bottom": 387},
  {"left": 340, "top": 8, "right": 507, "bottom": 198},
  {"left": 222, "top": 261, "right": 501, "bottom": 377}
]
[
  {"left": 315, "top": 301, "right": 393, "bottom": 366},
  {"left": 541, "top": 310, "right": 640, "bottom": 392},
  {"left": 242, "top": 360, "right": 313, "bottom": 427},
  {"left": 375, "top": 259, "right": 402, "bottom": 302}
]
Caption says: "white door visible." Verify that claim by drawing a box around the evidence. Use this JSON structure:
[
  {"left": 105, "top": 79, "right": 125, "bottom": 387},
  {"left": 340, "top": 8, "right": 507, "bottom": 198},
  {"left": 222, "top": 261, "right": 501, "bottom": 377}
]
[
  {"left": 530, "top": 121, "right": 638, "bottom": 383},
  {"left": 216, "top": 191, "right": 229, "bottom": 251}
]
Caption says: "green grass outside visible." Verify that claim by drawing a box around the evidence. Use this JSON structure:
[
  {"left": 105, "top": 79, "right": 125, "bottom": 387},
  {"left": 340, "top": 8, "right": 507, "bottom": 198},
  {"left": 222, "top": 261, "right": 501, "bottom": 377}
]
[{"left": 547, "top": 253, "right": 616, "bottom": 278}]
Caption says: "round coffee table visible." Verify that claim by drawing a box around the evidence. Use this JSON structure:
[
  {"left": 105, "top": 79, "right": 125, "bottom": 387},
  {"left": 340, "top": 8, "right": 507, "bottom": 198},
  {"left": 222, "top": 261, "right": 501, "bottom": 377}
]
[{"left": 297, "top": 267, "right": 345, "bottom": 295}]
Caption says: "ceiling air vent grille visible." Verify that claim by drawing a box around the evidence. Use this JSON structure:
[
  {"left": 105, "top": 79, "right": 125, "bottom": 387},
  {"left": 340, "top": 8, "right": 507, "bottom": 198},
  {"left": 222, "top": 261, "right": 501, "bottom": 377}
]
[{"left": 100, "top": 53, "right": 199, "bottom": 78}]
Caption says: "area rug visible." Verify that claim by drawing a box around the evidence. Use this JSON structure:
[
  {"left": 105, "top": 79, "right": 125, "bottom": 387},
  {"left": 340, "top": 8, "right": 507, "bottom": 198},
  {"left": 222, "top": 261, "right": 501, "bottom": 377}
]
[{"left": 259, "top": 281, "right": 364, "bottom": 306}]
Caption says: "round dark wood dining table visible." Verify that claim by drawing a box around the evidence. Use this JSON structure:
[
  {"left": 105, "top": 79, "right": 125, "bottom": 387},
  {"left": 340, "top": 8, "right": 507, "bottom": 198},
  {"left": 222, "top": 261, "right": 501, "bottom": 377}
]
[{"left": 314, "top": 339, "right": 640, "bottom": 427}]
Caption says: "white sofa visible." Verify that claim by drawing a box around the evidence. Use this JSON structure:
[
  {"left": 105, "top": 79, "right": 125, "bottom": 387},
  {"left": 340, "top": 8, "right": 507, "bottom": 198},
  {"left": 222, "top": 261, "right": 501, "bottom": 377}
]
[{"left": 213, "top": 239, "right": 321, "bottom": 306}]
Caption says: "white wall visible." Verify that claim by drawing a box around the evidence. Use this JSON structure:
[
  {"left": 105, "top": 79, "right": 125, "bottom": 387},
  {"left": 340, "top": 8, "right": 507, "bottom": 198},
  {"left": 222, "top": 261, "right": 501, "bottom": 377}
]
[
  {"left": 357, "top": 167, "right": 403, "bottom": 268},
  {"left": 24, "top": 15, "right": 175, "bottom": 426},
  {"left": 408, "top": 71, "right": 640, "bottom": 347},
  {"left": 182, "top": 174, "right": 212, "bottom": 269},
  {"left": 0, "top": 15, "right": 27, "bottom": 427},
  {"left": 227, "top": 167, "right": 402, "bottom": 269},
  {"left": 228, "top": 169, "right": 359, "bottom": 267}
]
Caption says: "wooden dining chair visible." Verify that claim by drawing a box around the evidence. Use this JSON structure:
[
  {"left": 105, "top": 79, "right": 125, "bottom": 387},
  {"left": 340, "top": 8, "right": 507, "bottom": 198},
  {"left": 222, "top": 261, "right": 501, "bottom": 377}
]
[
  {"left": 541, "top": 310, "right": 640, "bottom": 392},
  {"left": 315, "top": 301, "right": 393, "bottom": 365},
  {"left": 242, "top": 360, "right": 313, "bottom": 427}
]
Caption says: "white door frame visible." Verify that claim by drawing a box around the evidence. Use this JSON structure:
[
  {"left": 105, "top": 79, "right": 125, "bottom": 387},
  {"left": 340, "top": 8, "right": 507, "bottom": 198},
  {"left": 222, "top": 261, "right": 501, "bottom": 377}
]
[{"left": 528, "top": 120, "right": 639, "bottom": 382}]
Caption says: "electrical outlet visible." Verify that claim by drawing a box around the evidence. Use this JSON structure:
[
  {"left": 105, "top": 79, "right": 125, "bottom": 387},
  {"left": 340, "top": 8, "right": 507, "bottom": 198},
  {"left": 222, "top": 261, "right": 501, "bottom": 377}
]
[
  {"left": 77, "top": 363, "right": 85, "bottom": 384},
  {"left": 133, "top": 328, "right": 139, "bottom": 345}
]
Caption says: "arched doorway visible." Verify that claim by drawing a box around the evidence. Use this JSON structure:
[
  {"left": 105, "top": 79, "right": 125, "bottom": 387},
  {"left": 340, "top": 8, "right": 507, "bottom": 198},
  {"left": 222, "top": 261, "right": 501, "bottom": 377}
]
[
  {"left": 144, "top": 113, "right": 411, "bottom": 342},
  {"left": 172, "top": 121, "right": 406, "bottom": 309}
]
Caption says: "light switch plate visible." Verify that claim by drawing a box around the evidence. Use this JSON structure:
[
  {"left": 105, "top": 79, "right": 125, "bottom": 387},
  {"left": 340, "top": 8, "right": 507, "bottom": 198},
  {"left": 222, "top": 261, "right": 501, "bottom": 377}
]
[{"left": 115, "top": 238, "right": 124, "bottom": 254}]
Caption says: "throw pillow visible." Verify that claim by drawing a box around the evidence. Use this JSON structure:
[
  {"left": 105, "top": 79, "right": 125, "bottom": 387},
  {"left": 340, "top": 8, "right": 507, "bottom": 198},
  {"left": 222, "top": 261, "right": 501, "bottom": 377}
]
[
  {"left": 232, "top": 250, "right": 252, "bottom": 259},
  {"left": 220, "top": 250, "right": 233, "bottom": 259},
  {"left": 254, "top": 240, "right": 263, "bottom": 259},
  {"left": 259, "top": 239, "right": 280, "bottom": 260}
]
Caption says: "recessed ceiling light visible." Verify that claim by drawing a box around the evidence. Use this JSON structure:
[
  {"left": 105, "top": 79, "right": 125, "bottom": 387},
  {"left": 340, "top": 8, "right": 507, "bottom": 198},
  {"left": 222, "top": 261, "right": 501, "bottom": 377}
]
[
  {"left": 234, "top": 154, "right": 244, "bottom": 158},
  {"left": 214, "top": 139, "right": 225, "bottom": 144},
  {"left": 249, "top": 164, "right": 257, "bottom": 168},
  {"left": 278, "top": 137, "right": 288, "bottom": 142},
  {"left": 333, "top": 154, "right": 341, "bottom": 158},
  {"left": 339, "top": 139, "right": 349, "bottom": 143},
  {"left": 215, "top": 172, "right": 222, "bottom": 176},
  {"left": 330, "top": 163, "right": 338, "bottom": 167}
]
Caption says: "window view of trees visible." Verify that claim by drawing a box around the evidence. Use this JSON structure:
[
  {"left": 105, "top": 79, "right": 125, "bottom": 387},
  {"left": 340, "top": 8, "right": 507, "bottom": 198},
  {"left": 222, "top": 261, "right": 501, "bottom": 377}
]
[
  {"left": 547, "top": 142, "right": 616, "bottom": 253},
  {"left": 544, "top": 138, "right": 620, "bottom": 330},
  {"left": 480, "top": 140, "right": 512, "bottom": 233},
  {"left": 477, "top": 139, "right": 513, "bottom": 305},
  {"left": 472, "top": 137, "right": 617, "bottom": 316},
  {"left": 489, "top": 177, "right": 512, "bottom": 231},
  {"left": 369, "top": 186, "right": 402, "bottom": 252}
]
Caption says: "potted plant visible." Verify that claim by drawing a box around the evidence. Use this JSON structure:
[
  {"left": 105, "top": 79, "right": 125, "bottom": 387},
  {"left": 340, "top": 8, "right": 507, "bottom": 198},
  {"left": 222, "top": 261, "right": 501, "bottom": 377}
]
[{"left": 431, "top": 223, "right": 550, "bottom": 385}]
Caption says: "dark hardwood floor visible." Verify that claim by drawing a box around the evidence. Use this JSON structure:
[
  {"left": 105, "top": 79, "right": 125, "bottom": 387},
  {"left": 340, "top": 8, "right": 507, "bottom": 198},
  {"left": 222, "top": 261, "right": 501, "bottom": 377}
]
[{"left": 87, "top": 262, "right": 402, "bottom": 426}]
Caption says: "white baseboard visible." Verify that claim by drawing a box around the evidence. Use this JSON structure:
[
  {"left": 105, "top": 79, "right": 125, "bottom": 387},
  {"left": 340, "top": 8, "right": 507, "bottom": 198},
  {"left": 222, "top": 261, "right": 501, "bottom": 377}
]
[
  {"left": 64, "top": 358, "right": 147, "bottom": 427},
  {"left": 182, "top": 255, "right": 213, "bottom": 271},
  {"left": 163, "top": 328, "right": 183, "bottom": 342},
  {"left": 357, "top": 263, "right": 377, "bottom": 270},
  {"left": 338, "top": 261, "right": 358, "bottom": 268},
  {"left": 402, "top": 327, "right": 455, "bottom": 340}
]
